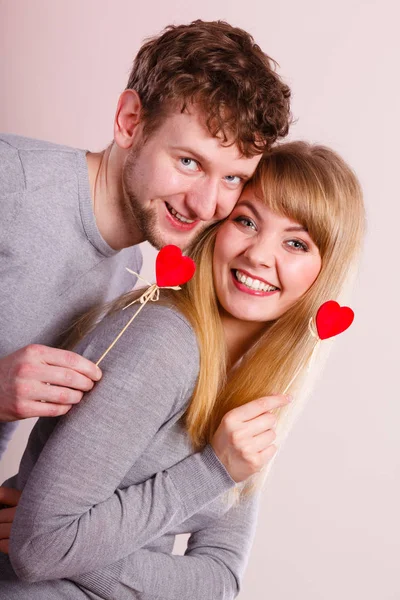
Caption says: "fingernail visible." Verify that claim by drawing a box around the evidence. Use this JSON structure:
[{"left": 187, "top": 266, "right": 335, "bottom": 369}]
[
  {"left": 286, "top": 394, "right": 293, "bottom": 402},
  {"left": 96, "top": 367, "right": 102, "bottom": 380}
]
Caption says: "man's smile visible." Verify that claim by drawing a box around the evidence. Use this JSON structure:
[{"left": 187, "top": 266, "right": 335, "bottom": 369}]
[{"left": 165, "top": 202, "right": 199, "bottom": 231}]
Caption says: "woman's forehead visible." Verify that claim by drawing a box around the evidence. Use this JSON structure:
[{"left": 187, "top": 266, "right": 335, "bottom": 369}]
[{"left": 235, "top": 190, "right": 306, "bottom": 225}]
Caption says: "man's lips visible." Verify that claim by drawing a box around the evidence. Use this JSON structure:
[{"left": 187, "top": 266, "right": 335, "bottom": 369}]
[{"left": 165, "top": 202, "right": 199, "bottom": 231}]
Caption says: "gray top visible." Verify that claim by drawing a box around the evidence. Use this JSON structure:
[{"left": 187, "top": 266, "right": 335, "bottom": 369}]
[
  {"left": 0, "top": 134, "right": 142, "bottom": 456},
  {"left": 0, "top": 303, "right": 261, "bottom": 599}
]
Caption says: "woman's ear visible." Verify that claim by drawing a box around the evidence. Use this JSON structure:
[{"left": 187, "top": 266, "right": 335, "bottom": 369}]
[{"left": 113, "top": 89, "right": 143, "bottom": 150}]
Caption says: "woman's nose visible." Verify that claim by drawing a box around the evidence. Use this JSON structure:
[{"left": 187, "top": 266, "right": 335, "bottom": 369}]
[{"left": 243, "top": 238, "right": 276, "bottom": 268}]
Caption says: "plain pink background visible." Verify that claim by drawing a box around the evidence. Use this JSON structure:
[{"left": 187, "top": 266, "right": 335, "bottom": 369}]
[{"left": 0, "top": 1, "right": 399, "bottom": 598}]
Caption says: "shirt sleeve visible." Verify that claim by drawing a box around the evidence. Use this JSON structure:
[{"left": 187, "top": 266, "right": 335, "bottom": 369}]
[
  {"left": 8, "top": 305, "right": 236, "bottom": 582},
  {"left": 0, "top": 138, "right": 27, "bottom": 457},
  {"left": 0, "top": 422, "right": 19, "bottom": 460},
  {"left": 71, "top": 489, "right": 261, "bottom": 600}
]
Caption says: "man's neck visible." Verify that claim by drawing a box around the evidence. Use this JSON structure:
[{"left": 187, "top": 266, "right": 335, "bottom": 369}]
[{"left": 86, "top": 146, "right": 144, "bottom": 251}]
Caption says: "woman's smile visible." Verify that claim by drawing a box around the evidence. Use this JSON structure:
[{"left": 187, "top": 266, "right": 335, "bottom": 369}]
[
  {"left": 213, "top": 189, "right": 322, "bottom": 326},
  {"left": 231, "top": 269, "right": 280, "bottom": 296}
]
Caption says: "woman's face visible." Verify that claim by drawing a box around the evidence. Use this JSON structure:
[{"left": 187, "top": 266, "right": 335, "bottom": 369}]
[{"left": 213, "top": 187, "right": 322, "bottom": 325}]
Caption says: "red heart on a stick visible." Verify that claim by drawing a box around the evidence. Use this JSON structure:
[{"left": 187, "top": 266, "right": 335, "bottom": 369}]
[
  {"left": 315, "top": 300, "right": 354, "bottom": 340},
  {"left": 156, "top": 245, "right": 196, "bottom": 287}
]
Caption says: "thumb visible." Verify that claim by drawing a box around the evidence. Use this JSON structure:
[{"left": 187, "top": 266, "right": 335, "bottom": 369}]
[{"left": 0, "top": 487, "right": 21, "bottom": 507}]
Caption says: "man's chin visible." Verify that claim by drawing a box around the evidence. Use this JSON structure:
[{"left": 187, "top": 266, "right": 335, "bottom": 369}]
[
  {"left": 147, "top": 233, "right": 192, "bottom": 251},
  {"left": 147, "top": 224, "right": 207, "bottom": 251}
]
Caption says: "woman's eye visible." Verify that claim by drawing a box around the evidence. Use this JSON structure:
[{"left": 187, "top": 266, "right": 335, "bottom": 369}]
[
  {"left": 180, "top": 157, "right": 199, "bottom": 171},
  {"left": 224, "top": 175, "right": 242, "bottom": 186},
  {"left": 234, "top": 216, "right": 257, "bottom": 230},
  {"left": 286, "top": 239, "right": 309, "bottom": 252}
]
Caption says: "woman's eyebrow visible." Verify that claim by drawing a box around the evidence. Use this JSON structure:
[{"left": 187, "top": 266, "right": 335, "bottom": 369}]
[
  {"left": 235, "top": 201, "right": 310, "bottom": 233},
  {"left": 284, "top": 225, "right": 308, "bottom": 232},
  {"left": 235, "top": 200, "right": 262, "bottom": 220}
]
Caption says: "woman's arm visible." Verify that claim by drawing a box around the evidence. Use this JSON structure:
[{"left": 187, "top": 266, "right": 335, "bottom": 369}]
[
  {"left": 8, "top": 306, "right": 235, "bottom": 582},
  {"left": 72, "top": 489, "right": 261, "bottom": 600}
]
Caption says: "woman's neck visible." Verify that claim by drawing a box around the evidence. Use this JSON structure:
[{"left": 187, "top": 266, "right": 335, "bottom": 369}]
[{"left": 220, "top": 310, "right": 267, "bottom": 369}]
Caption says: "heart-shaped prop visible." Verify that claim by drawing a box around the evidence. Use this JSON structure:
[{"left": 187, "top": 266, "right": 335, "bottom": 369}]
[
  {"left": 156, "top": 245, "right": 196, "bottom": 288},
  {"left": 315, "top": 300, "right": 354, "bottom": 340}
]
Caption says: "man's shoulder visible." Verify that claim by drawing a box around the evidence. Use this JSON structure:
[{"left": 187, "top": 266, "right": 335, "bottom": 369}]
[
  {"left": 0, "top": 133, "right": 86, "bottom": 195},
  {"left": 0, "top": 133, "right": 81, "bottom": 155}
]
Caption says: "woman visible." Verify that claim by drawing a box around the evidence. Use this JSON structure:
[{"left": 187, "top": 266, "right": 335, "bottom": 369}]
[{"left": 0, "top": 141, "right": 365, "bottom": 599}]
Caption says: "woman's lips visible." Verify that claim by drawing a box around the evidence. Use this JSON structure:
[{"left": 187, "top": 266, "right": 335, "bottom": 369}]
[{"left": 230, "top": 270, "right": 279, "bottom": 296}]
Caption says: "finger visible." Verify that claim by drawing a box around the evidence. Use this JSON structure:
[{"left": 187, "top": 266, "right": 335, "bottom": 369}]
[
  {"left": 34, "top": 383, "right": 84, "bottom": 405},
  {"left": 45, "top": 349, "right": 102, "bottom": 382},
  {"left": 0, "top": 522, "right": 11, "bottom": 538},
  {"left": 259, "top": 444, "right": 278, "bottom": 464},
  {"left": 249, "top": 428, "right": 276, "bottom": 452},
  {"left": 15, "top": 401, "right": 73, "bottom": 419},
  {"left": 241, "top": 412, "right": 277, "bottom": 436},
  {"left": 28, "top": 345, "right": 102, "bottom": 382},
  {"left": 0, "top": 507, "right": 16, "bottom": 523},
  {"left": 36, "top": 366, "right": 95, "bottom": 392},
  {"left": 0, "top": 539, "right": 9, "bottom": 553},
  {"left": 0, "top": 487, "right": 21, "bottom": 506},
  {"left": 228, "top": 395, "right": 291, "bottom": 424}
]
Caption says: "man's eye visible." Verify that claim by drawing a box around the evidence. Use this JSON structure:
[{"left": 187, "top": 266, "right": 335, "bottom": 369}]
[
  {"left": 224, "top": 175, "right": 242, "bottom": 185},
  {"left": 234, "top": 216, "right": 257, "bottom": 230},
  {"left": 287, "top": 239, "right": 309, "bottom": 252},
  {"left": 180, "top": 157, "right": 199, "bottom": 171}
]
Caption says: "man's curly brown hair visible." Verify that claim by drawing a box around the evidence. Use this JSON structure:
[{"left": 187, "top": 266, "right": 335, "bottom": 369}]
[{"left": 126, "top": 20, "right": 292, "bottom": 157}]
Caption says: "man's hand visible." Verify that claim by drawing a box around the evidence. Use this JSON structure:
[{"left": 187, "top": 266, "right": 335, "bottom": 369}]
[
  {"left": 0, "top": 344, "right": 102, "bottom": 422},
  {"left": 0, "top": 487, "right": 21, "bottom": 554}
]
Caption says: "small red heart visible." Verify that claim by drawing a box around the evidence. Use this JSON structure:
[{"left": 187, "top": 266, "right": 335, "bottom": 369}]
[
  {"left": 315, "top": 300, "right": 354, "bottom": 340},
  {"left": 156, "top": 245, "right": 196, "bottom": 287}
]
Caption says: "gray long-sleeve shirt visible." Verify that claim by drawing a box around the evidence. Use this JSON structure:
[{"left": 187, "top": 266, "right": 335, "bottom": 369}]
[
  {"left": 0, "top": 304, "right": 261, "bottom": 599},
  {"left": 0, "top": 133, "right": 142, "bottom": 456}
]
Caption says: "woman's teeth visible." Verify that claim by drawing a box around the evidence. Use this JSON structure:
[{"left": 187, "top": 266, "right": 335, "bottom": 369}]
[
  {"left": 235, "top": 270, "right": 278, "bottom": 292},
  {"left": 167, "top": 204, "right": 195, "bottom": 224}
]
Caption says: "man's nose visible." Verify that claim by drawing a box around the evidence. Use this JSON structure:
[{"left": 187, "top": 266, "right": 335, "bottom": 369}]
[{"left": 185, "top": 179, "right": 220, "bottom": 222}]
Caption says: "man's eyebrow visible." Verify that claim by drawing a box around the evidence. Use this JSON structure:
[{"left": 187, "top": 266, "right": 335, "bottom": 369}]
[
  {"left": 170, "top": 146, "right": 252, "bottom": 179},
  {"left": 170, "top": 146, "right": 207, "bottom": 163}
]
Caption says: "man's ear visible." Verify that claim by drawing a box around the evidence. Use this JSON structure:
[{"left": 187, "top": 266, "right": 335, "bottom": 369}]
[{"left": 114, "top": 89, "right": 143, "bottom": 149}]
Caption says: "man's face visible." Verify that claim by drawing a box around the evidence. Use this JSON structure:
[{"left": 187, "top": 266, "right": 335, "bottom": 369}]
[{"left": 121, "top": 106, "right": 262, "bottom": 250}]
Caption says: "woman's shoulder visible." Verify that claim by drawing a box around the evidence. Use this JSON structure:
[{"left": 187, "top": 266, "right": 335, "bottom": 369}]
[
  {"left": 110, "top": 301, "right": 196, "bottom": 346},
  {"left": 131, "top": 301, "right": 194, "bottom": 333},
  {"left": 77, "top": 301, "right": 199, "bottom": 379}
]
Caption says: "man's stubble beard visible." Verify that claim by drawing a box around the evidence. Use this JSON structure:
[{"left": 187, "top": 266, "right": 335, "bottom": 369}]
[
  {"left": 121, "top": 147, "right": 166, "bottom": 250},
  {"left": 121, "top": 146, "right": 210, "bottom": 251}
]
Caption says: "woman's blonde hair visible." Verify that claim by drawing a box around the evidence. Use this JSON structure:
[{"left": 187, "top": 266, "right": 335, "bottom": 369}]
[{"left": 63, "top": 141, "right": 365, "bottom": 505}]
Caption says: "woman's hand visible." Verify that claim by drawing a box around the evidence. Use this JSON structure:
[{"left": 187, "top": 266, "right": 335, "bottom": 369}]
[
  {"left": 211, "top": 395, "right": 291, "bottom": 483},
  {"left": 0, "top": 487, "right": 21, "bottom": 554}
]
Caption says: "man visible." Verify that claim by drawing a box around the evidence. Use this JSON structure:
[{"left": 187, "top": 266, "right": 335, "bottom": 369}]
[{"left": 0, "top": 20, "right": 290, "bottom": 459}]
